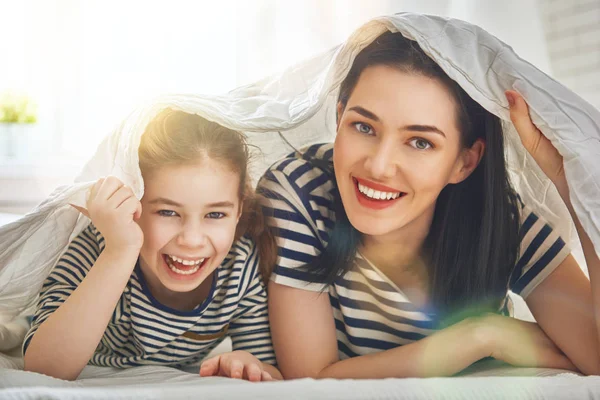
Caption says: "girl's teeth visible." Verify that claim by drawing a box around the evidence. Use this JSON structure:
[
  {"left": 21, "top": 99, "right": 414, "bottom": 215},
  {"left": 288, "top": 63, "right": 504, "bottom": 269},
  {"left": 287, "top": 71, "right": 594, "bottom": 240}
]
[
  {"left": 168, "top": 255, "right": 204, "bottom": 265},
  {"left": 166, "top": 257, "right": 202, "bottom": 275}
]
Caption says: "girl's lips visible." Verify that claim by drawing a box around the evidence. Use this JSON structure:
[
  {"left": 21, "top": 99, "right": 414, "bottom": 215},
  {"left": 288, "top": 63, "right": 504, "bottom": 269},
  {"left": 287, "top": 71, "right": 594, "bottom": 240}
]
[{"left": 353, "top": 176, "right": 402, "bottom": 193}]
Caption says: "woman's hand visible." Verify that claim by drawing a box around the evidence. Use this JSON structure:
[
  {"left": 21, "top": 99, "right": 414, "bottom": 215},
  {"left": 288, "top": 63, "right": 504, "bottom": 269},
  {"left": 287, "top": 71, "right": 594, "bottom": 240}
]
[
  {"left": 84, "top": 176, "right": 143, "bottom": 254},
  {"left": 505, "top": 90, "right": 569, "bottom": 202},
  {"left": 476, "top": 313, "right": 578, "bottom": 371},
  {"left": 200, "top": 351, "right": 278, "bottom": 382}
]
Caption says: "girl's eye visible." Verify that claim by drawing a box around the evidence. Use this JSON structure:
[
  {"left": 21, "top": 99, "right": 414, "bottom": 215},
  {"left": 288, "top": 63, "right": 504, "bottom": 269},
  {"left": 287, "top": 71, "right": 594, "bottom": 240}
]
[
  {"left": 158, "top": 210, "right": 178, "bottom": 217},
  {"left": 409, "top": 138, "right": 433, "bottom": 150},
  {"left": 206, "top": 212, "right": 226, "bottom": 219},
  {"left": 353, "top": 122, "right": 374, "bottom": 135}
]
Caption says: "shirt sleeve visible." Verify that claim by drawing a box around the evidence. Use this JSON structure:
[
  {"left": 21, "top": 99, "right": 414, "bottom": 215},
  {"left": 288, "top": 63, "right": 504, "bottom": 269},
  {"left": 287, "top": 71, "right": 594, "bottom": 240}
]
[
  {"left": 509, "top": 203, "right": 571, "bottom": 299},
  {"left": 256, "top": 154, "right": 335, "bottom": 292},
  {"left": 22, "top": 224, "right": 102, "bottom": 354},
  {"left": 227, "top": 241, "right": 276, "bottom": 365}
]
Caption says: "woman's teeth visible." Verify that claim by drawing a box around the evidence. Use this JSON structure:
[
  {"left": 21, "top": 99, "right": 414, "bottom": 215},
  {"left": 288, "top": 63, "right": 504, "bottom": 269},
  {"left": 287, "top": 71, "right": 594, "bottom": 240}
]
[
  {"left": 357, "top": 182, "right": 402, "bottom": 200},
  {"left": 166, "top": 255, "right": 205, "bottom": 275}
]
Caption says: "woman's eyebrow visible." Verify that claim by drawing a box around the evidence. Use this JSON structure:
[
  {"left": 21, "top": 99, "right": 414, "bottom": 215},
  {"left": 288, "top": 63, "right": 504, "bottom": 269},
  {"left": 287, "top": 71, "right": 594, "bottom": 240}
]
[
  {"left": 348, "top": 106, "right": 380, "bottom": 122},
  {"left": 401, "top": 124, "right": 446, "bottom": 138}
]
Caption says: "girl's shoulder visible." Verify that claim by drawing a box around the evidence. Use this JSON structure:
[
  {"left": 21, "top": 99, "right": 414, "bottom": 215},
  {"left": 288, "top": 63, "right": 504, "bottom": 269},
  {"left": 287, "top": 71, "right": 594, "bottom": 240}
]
[
  {"left": 217, "top": 235, "right": 263, "bottom": 292},
  {"left": 220, "top": 236, "right": 261, "bottom": 277},
  {"left": 228, "top": 235, "right": 258, "bottom": 262}
]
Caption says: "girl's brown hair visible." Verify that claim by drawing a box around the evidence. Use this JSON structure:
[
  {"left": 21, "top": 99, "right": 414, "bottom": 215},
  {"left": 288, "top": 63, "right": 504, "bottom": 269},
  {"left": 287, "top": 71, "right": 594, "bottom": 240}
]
[{"left": 138, "top": 109, "right": 276, "bottom": 282}]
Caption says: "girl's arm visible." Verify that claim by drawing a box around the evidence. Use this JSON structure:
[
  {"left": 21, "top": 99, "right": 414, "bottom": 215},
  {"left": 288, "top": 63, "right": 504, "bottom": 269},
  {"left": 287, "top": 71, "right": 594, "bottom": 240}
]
[
  {"left": 23, "top": 248, "right": 138, "bottom": 380},
  {"left": 269, "top": 282, "right": 574, "bottom": 379},
  {"left": 24, "top": 177, "right": 143, "bottom": 380},
  {"left": 507, "top": 90, "right": 600, "bottom": 375}
]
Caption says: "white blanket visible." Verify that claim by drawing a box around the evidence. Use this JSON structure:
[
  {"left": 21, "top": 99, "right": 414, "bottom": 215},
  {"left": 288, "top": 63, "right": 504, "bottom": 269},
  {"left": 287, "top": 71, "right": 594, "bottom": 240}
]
[{"left": 0, "top": 12, "right": 599, "bottom": 355}]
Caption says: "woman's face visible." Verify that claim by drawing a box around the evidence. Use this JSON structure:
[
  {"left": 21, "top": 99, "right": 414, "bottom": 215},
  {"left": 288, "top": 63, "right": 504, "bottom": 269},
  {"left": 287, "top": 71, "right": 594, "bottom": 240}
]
[{"left": 333, "top": 64, "right": 479, "bottom": 241}]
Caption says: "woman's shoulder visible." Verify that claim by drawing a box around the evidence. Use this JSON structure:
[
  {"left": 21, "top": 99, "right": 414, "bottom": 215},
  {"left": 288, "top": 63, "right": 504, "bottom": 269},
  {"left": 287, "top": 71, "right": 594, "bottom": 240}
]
[
  {"left": 258, "top": 142, "right": 335, "bottom": 200},
  {"left": 264, "top": 142, "right": 333, "bottom": 176}
]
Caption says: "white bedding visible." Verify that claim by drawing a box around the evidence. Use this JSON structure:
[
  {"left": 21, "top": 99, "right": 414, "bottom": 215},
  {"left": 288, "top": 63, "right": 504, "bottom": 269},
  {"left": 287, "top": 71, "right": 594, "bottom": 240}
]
[{"left": 1, "top": 358, "right": 599, "bottom": 400}]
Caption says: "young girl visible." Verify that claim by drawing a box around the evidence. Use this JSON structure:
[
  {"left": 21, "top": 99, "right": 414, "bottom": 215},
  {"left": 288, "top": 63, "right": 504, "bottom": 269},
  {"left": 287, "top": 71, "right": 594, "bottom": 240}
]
[
  {"left": 259, "top": 31, "right": 599, "bottom": 378},
  {"left": 23, "top": 110, "right": 282, "bottom": 381}
]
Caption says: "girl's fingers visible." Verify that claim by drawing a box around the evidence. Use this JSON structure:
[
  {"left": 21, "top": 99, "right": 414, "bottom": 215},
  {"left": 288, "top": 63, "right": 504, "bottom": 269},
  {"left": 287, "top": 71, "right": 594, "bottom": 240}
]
[
  {"left": 87, "top": 178, "right": 104, "bottom": 205},
  {"left": 134, "top": 202, "right": 143, "bottom": 220},
  {"left": 107, "top": 186, "right": 135, "bottom": 210},
  {"left": 96, "top": 176, "right": 125, "bottom": 202},
  {"left": 261, "top": 370, "right": 274, "bottom": 381},
  {"left": 229, "top": 359, "right": 244, "bottom": 379},
  {"left": 245, "top": 363, "right": 262, "bottom": 382},
  {"left": 119, "top": 197, "right": 142, "bottom": 219},
  {"left": 199, "top": 356, "right": 220, "bottom": 377}
]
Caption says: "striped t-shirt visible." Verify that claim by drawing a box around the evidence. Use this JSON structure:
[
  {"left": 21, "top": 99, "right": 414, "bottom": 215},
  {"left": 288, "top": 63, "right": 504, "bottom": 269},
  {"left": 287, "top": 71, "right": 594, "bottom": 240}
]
[
  {"left": 24, "top": 224, "right": 275, "bottom": 368},
  {"left": 257, "top": 143, "right": 570, "bottom": 359}
]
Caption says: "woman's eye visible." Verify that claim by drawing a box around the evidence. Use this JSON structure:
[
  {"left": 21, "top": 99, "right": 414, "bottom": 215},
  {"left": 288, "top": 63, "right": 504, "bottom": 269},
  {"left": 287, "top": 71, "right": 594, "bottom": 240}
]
[
  {"left": 409, "top": 138, "right": 433, "bottom": 150},
  {"left": 353, "top": 122, "right": 374, "bottom": 135},
  {"left": 158, "top": 210, "right": 178, "bottom": 217},
  {"left": 206, "top": 212, "right": 226, "bottom": 219}
]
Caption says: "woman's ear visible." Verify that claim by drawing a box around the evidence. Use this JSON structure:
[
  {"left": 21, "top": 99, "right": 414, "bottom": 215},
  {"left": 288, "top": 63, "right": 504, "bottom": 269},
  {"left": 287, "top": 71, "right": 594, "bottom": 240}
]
[{"left": 449, "top": 139, "right": 486, "bottom": 184}]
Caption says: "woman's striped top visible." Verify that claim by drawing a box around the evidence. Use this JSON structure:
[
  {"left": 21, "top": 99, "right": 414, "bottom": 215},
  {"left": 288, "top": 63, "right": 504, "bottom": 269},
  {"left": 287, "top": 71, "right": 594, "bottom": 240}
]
[{"left": 257, "top": 143, "right": 570, "bottom": 359}]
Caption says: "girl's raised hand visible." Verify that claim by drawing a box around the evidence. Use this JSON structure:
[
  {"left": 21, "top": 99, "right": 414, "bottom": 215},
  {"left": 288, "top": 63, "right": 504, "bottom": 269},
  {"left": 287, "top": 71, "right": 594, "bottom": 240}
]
[
  {"left": 84, "top": 176, "right": 143, "bottom": 254},
  {"left": 200, "top": 351, "right": 275, "bottom": 382},
  {"left": 505, "top": 90, "right": 569, "bottom": 201}
]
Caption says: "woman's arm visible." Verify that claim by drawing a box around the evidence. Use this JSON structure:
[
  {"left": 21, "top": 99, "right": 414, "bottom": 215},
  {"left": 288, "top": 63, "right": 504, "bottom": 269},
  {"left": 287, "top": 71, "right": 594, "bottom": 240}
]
[
  {"left": 526, "top": 250, "right": 600, "bottom": 375},
  {"left": 507, "top": 90, "right": 600, "bottom": 375},
  {"left": 23, "top": 249, "right": 138, "bottom": 380},
  {"left": 269, "top": 281, "right": 573, "bottom": 379}
]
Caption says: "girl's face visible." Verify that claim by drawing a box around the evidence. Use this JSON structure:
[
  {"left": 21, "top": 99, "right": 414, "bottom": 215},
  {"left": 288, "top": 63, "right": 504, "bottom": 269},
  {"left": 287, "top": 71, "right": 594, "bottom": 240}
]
[
  {"left": 333, "top": 65, "right": 481, "bottom": 242},
  {"left": 136, "top": 158, "right": 241, "bottom": 297}
]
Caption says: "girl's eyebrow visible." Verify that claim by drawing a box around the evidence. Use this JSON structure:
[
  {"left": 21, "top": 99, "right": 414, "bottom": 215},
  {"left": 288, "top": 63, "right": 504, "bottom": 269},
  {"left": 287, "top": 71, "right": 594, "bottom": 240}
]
[
  {"left": 149, "top": 198, "right": 235, "bottom": 209},
  {"left": 206, "top": 201, "right": 235, "bottom": 208},
  {"left": 348, "top": 105, "right": 446, "bottom": 138},
  {"left": 148, "top": 197, "right": 182, "bottom": 207}
]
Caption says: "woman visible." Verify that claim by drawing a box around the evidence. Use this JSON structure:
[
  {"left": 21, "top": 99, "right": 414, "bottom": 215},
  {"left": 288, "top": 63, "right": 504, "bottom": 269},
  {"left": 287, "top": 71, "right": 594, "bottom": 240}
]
[{"left": 257, "top": 31, "right": 599, "bottom": 378}]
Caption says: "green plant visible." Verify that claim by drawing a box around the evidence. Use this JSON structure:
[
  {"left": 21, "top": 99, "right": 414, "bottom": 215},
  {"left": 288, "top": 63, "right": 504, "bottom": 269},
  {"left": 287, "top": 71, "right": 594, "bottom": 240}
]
[{"left": 0, "top": 92, "right": 37, "bottom": 124}]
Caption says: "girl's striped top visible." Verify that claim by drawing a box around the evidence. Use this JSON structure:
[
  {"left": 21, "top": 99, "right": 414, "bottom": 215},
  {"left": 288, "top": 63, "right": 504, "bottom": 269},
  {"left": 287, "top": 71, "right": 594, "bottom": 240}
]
[{"left": 24, "top": 224, "right": 276, "bottom": 368}]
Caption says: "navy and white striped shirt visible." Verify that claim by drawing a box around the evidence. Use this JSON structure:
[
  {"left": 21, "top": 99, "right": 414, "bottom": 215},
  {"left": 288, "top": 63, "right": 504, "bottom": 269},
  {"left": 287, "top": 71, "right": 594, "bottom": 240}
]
[
  {"left": 257, "top": 143, "right": 570, "bottom": 359},
  {"left": 24, "top": 224, "right": 275, "bottom": 368}
]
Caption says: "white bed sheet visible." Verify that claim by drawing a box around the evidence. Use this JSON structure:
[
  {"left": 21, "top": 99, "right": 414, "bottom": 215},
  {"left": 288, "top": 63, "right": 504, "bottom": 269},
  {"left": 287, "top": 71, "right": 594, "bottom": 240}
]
[{"left": 1, "top": 350, "right": 599, "bottom": 400}]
